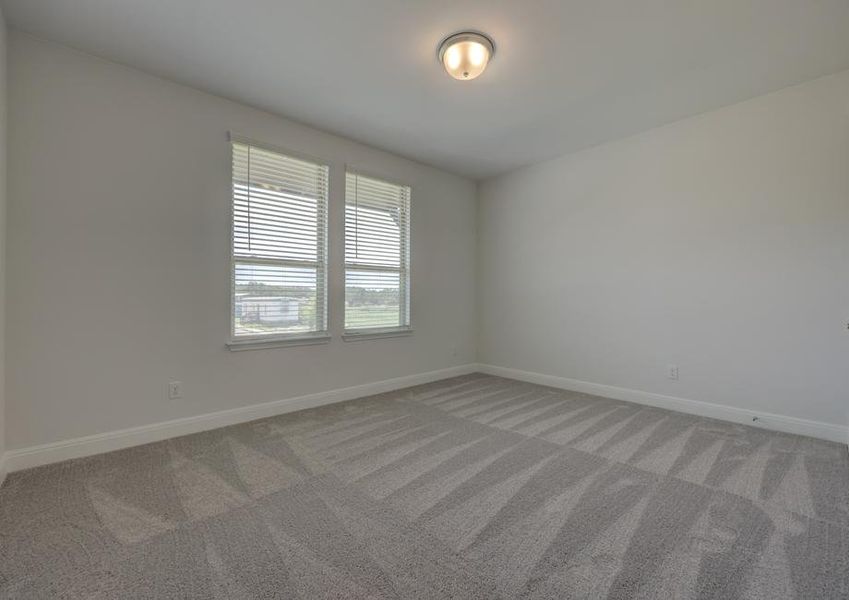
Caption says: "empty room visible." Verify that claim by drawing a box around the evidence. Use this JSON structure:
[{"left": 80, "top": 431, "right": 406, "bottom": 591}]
[{"left": 0, "top": 1, "right": 847, "bottom": 599}]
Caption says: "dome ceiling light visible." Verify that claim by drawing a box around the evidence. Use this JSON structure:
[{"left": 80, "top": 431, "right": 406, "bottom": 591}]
[{"left": 437, "top": 31, "right": 495, "bottom": 81}]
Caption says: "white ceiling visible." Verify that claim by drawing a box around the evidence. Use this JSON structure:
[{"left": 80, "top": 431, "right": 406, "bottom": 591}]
[{"left": 4, "top": 1, "right": 849, "bottom": 179}]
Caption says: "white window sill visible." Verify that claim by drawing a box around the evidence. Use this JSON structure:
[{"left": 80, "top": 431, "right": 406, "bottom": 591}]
[
  {"left": 227, "top": 334, "right": 331, "bottom": 351},
  {"left": 342, "top": 328, "right": 413, "bottom": 342}
]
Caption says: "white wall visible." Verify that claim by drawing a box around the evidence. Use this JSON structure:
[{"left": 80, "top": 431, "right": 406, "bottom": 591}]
[
  {"left": 0, "top": 10, "right": 7, "bottom": 475},
  {"left": 478, "top": 69, "right": 849, "bottom": 429},
  {"left": 6, "top": 33, "right": 477, "bottom": 451}
]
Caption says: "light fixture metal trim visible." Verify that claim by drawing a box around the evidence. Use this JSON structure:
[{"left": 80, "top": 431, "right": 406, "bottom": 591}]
[{"left": 437, "top": 31, "right": 495, "bottom": 80}]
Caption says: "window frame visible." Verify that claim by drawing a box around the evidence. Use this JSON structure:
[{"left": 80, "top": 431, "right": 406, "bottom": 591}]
[
  {"left": 227, "top": 133, "right": 331, "bottom": 350},
  {"left": 343, "top": 167, "right": 412, "bottom": 340}
]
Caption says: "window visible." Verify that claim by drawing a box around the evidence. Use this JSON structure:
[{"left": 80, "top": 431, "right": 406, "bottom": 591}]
[
  {"left": 345, "top": 171, "right": 411, "bottom": 335},
  {"left": 230, "top": 139, "right": 329, "bottom": 345}
]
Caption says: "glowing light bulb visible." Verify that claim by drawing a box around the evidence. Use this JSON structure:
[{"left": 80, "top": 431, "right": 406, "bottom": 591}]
[
  {"left": 446, "top": 46, "right": 462, "bottom": 70},
  {"left": 438, "top": 32, "right": 494, "bottom": 81},
  {"left": 468, "top": 42, "right": 486, "bottom": 66}
]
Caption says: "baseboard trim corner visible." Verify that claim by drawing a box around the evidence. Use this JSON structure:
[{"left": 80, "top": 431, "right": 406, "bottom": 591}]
[
  {"left": 4, "top": 363, "right": 478, "bottom": 473},
  {"left": 475, "top": 363, "right": 848, "bottom": 445}
]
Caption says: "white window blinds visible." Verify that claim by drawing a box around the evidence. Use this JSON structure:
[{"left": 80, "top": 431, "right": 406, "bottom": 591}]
[
  {"left": 345, "top": 172, "right": 411, "bottom": 332},
  {"left": 231, "top": 140, "right": 329, "bottom": 339}
]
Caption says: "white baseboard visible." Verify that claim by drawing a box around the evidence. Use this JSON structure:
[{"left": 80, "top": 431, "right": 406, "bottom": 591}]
[
  {"left": 476, "top": 363, "right": 848, "bottom": 445},
  {"left": 0, "top": 453, "right": 7, "bottom": 489},
  {"left": 4, "top": 364, "right": 477, "bottom": 474}
]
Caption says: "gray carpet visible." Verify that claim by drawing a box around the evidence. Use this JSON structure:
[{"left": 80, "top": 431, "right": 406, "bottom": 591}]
[{"left": 1, "top": 374, "right": 848, "bottom": 599}]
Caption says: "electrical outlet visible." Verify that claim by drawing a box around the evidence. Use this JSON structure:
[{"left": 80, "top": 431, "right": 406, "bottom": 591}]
[
  {"left": 168, "top": 381, "right": 183, "bottom": 400},
  {"left": 667, "top": 365, "right": 679, "bottom": 380}
]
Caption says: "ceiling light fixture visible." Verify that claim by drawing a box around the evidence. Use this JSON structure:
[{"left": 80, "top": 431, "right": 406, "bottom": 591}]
[{"left": 437, "top": 31, "right": 494, "bottom": 81}]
